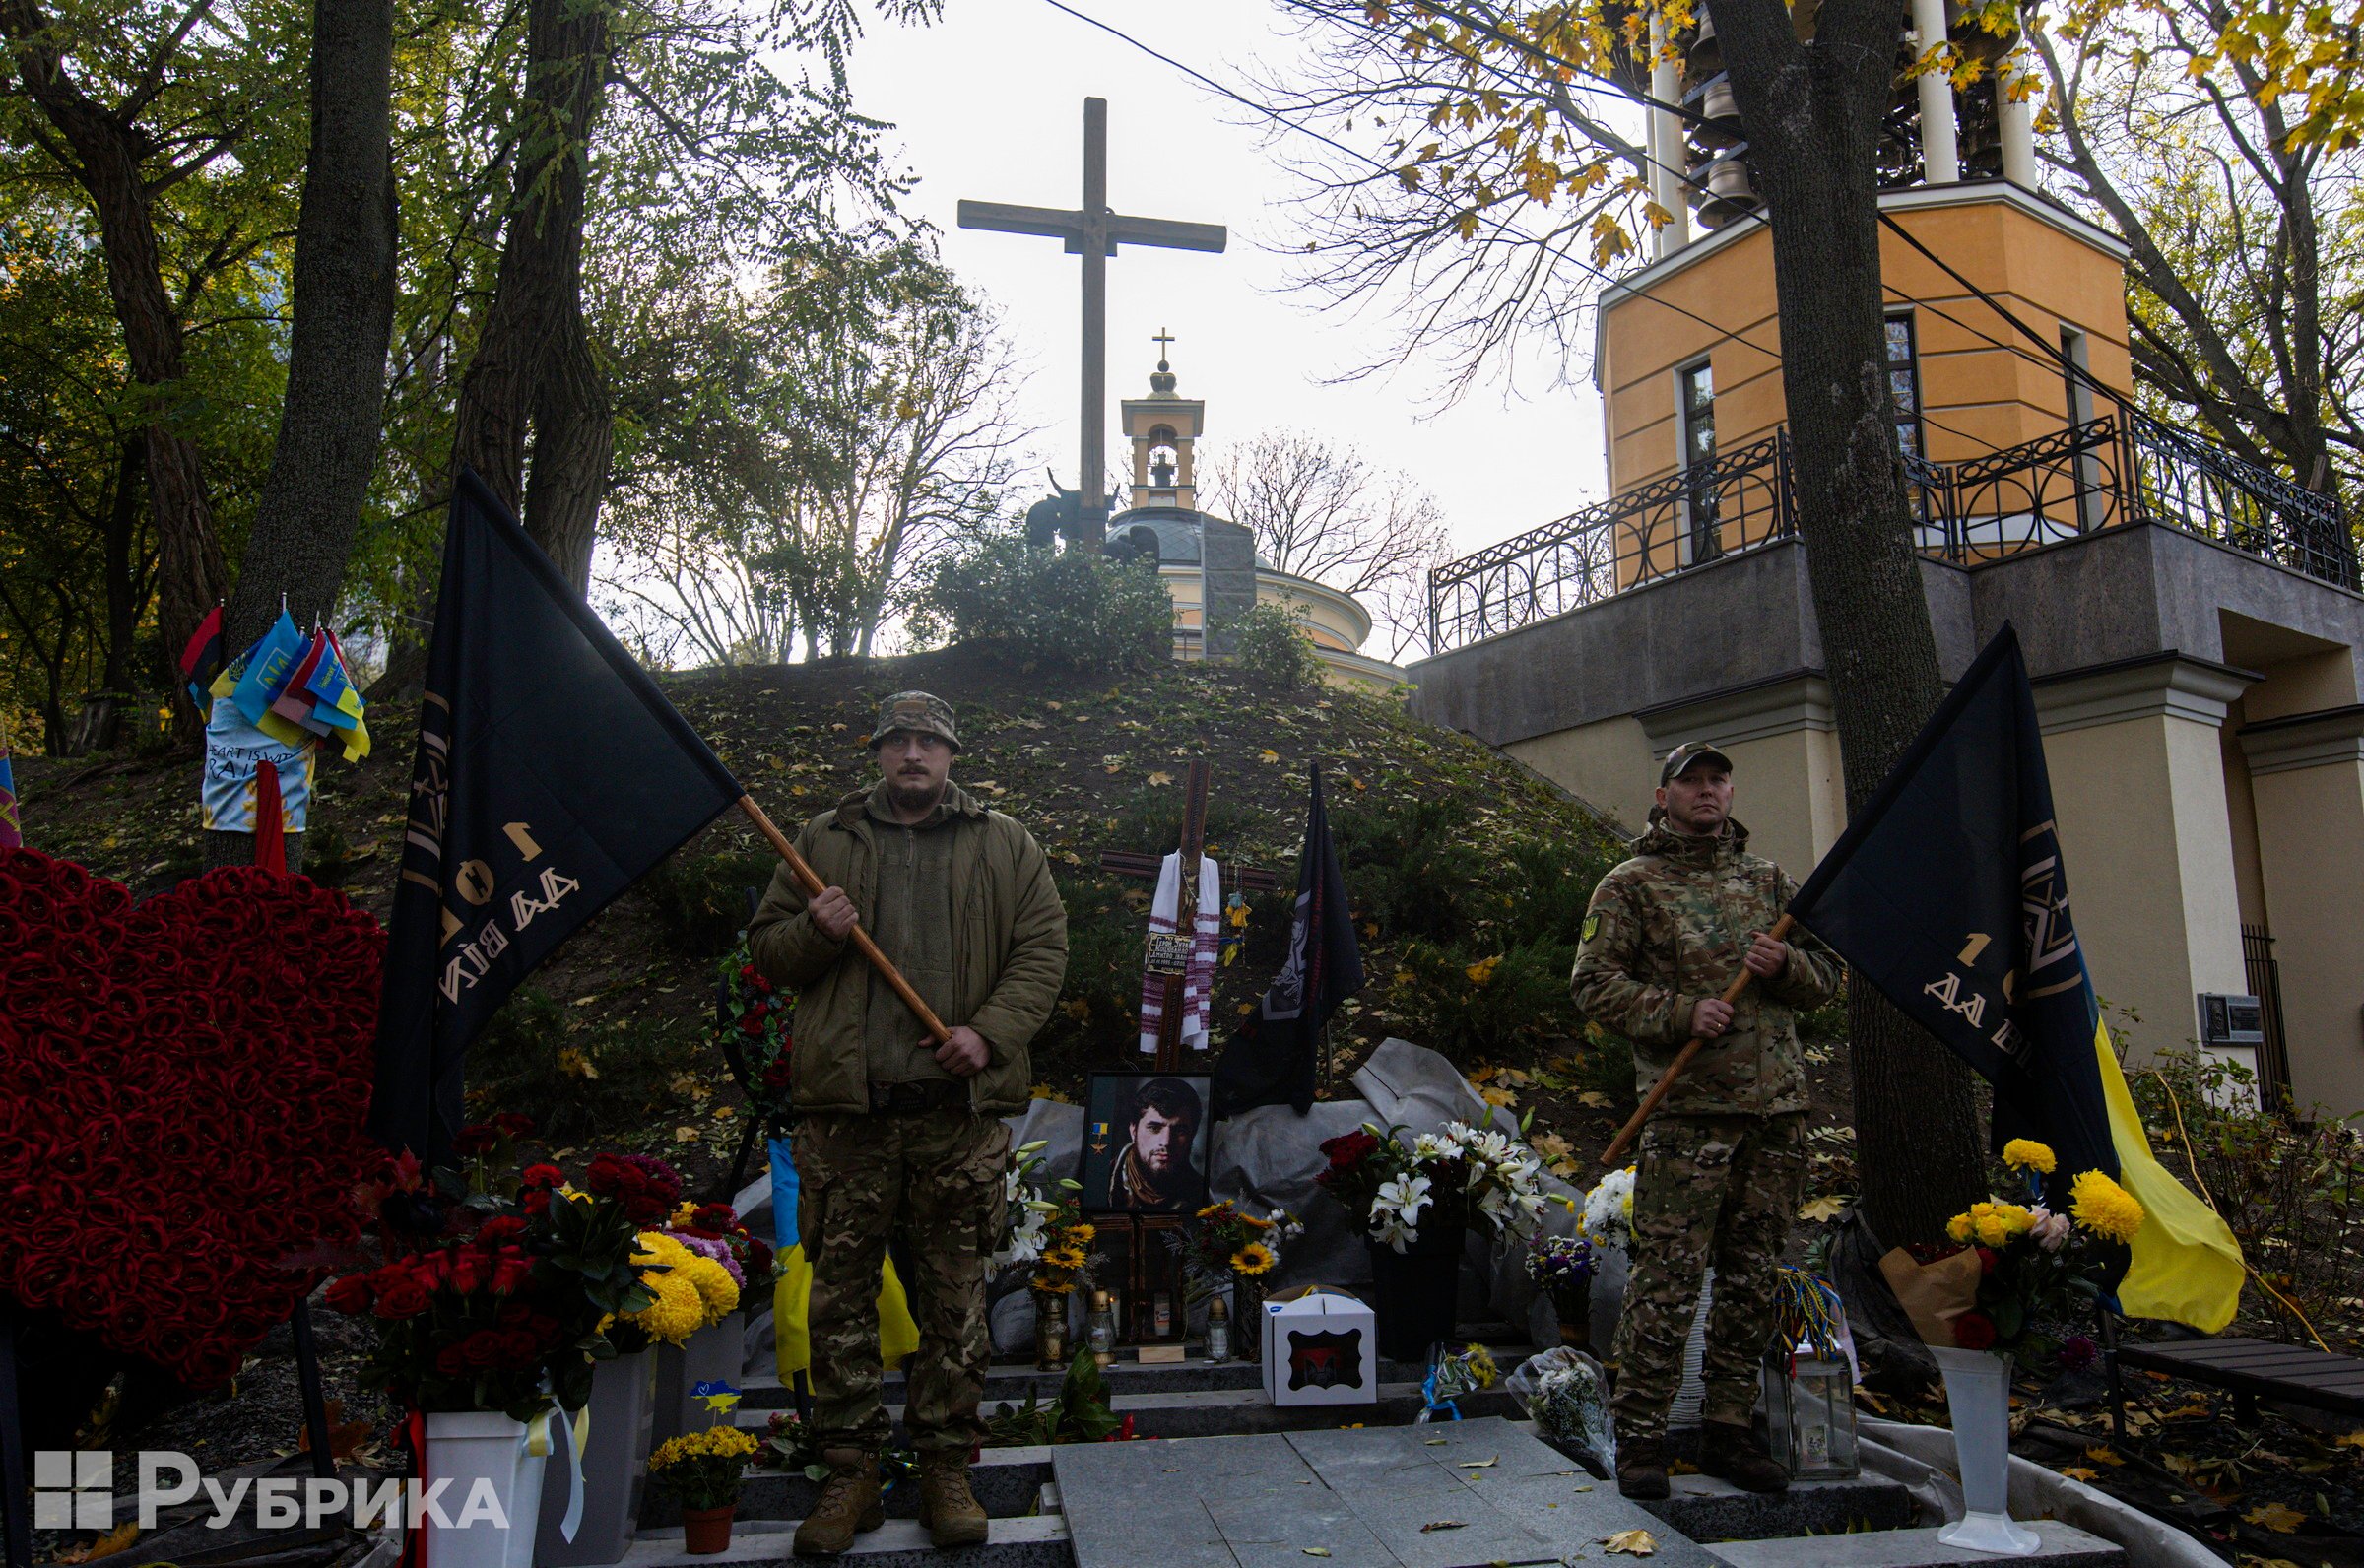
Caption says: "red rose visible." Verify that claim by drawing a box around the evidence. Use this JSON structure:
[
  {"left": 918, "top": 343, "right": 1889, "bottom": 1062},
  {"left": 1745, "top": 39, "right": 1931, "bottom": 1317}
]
[
  {"left": 1953, "top": 1312, "right": 1999, "bottom": 1351},
  {"left": 491, "top": 1254, "right": 534, "bottom": 1296},
  {"left": 478, "top": 1216, "right": 528, "bottom": 1245},
  {"left": 499, "top": 1330, "right": 542, "bottom": 1363},
  {"left": 523, "top": 1190, "right": 552, "bottom": 1217},
  {"left": 323, "top": 1274, "right": 375, "bottom": 1315},
  {"left": 493, "top": 1112, "right": 536, "bottom": 1139},
  {"left": 739, "top": 1011, "right": 768, "bottom": 1036},
  {"left": 436, "top": 1345, "right": 470, "bottom": 1376},
  {"left": 373, "top": 1278, "right": 431, "bottom": 1319},
  {"left": 451, "top": 1124, "right": 499, "bottom": 1157},
  {"left": 462, "top": 1331, "right": 506, "bottom": 1368},
  {"left": 1976, "top": 1247, "right": 1998, "bottom": 1276},
  {"left": 446, "top": 1251, "right": 486, "bottom": 1296}
]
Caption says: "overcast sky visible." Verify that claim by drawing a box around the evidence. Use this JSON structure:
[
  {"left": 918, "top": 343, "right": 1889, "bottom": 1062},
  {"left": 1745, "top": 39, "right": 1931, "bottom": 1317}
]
[{"left": 846, "top": 0, "right": 1613, "bottom": 559}]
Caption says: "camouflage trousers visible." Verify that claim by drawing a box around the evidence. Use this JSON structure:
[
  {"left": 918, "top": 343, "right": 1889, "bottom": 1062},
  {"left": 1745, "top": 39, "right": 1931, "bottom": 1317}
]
[
  {"left": 798, "top": 1107, "right": 1010, "bottom": 1454},
  {"left": 1609, "top": 1111, "right": 1806, "bottom": 1437}
]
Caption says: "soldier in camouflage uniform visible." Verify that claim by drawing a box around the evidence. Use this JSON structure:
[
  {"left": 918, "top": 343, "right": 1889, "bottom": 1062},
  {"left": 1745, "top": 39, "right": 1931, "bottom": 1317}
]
[
  {"left": 1571, "top": 741, "right": 1840, "bottom": 1500},
  {"left": 748, "top": 692, "right": 1069, "bottom": 1555}
]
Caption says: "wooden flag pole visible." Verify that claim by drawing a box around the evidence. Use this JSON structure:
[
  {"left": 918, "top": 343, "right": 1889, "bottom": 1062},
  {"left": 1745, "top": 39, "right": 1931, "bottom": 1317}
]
[
  {"left": 737, "top": 794, "right": 953, "bottom": 1046},
  {"left": 1600, "top": 913, "right": 1796, "bottom": 1167}
]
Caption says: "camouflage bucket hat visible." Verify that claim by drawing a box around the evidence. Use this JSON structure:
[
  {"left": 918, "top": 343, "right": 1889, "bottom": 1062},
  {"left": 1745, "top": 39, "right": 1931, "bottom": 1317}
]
[
  {"left": 870, "top": 690, "right": 960, "bottom": 751},
  {"left": 1659, "top": 740, "right": 1733, "bottom": 784}
]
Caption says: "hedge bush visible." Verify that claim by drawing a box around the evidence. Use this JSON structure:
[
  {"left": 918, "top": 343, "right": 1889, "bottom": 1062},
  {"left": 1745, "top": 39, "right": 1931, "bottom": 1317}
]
[
  {"left": 1225, "top": 601, "right": 1324, "bottom": 688},
  {"left": 919, "top": 536, "right": 1170, "bottom": 673}
]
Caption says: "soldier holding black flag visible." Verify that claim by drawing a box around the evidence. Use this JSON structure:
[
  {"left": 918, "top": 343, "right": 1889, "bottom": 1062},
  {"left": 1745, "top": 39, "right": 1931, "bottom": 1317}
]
[
  {"left": 1571, "top": 741, "right": 1841, "bottom": 1500},
  {"left": 748, "top": 692, "right": 1068, "bottom": 1557}
]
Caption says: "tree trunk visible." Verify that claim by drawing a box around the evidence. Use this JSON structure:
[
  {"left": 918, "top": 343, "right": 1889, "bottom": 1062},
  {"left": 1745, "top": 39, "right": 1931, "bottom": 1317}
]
[
  {"left": 225, "top": 0, "right": 399, "bottom": 654},
  {"left": 204, "top": 0, "right": 397, "bottom": 874},
  {"left": 101, "top": 438, "right": 144, "bottom": 692},
  {"left": 449, "top": 0, "right": 610, "bottom": 512},
  {"left": 1717, "top": 0, "right": 1987, "bottom": 1247},
  {"left": 0, "top": 0, "right": 230, "bottom": 702},
  {"left": 523, "top": 303, "right": 614, "bottom": 594}
]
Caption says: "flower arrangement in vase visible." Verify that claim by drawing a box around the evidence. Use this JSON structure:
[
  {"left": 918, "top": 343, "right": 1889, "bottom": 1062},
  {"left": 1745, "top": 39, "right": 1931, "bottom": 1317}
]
[
  {"left": 1525, "top": 1232, "right": 1600, "bottom": 1345},
  {"left": 649, "top": 1425, "right": 761, "bottom": 1553},
  {"left": 1317, "top": 1116, "right": 1555, "bottom": 1252},
  {"left": 672, "top": 1202, "right": 780, "bottom": 1298},
  {"left": 1186, "top": 1202, "right": 1303, "bottom": 1358},
  {"left": 1022, "top": 1187, "right": 1099, "bottom": 1368}
]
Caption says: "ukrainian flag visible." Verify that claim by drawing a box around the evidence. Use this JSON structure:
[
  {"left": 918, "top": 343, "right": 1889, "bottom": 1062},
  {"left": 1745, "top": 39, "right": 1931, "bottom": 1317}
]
[{"left": 767, "top": 1135, "right": 919, "bottom": 1376}]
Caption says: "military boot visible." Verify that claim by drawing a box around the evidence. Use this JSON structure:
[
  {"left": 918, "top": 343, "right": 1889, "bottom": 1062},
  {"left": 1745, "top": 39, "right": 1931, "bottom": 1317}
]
[
  {"left": 1615, "top": 1435, "right": 1670, "bottom": 1500},
  {"left": 792, "top": 1449, "right": 885, "bottom": 1557},
  {"left": 1700, "top": 1419, "right": 1790, "bottom": 1494},
  {"left": 917, "top": 1450, "right": 990, "bottom": 1548}
]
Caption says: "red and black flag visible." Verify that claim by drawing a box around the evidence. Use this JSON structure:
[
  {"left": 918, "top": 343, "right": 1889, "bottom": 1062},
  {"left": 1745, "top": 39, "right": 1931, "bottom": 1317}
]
[
  {"left": 369, "top": 471, "right": 744, "bottom": 1163},
  {"left": 1213, "top": 761, "right": 1363, "bottom": 1118},
  {"left": 1785, "top": 623, "right": 2241, "bottom": 1329},
  {"left": 179, "top": 604, "right": 225, "bottom": 710}
]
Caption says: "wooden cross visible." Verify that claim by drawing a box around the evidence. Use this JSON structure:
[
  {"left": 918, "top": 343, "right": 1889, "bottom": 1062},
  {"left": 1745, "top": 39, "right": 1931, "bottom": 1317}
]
[
  {"left": 1097, "top": 758, "right": 1277, "bottom": 1072},
  {"left": 957, "top": 98, "right": 1225, "bottom": 544}
]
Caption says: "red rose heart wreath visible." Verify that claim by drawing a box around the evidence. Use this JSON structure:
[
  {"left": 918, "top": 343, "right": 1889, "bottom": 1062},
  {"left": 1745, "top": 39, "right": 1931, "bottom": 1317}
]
[{"left": 0, "top": 847, "right": 384, "bottom": 1388}]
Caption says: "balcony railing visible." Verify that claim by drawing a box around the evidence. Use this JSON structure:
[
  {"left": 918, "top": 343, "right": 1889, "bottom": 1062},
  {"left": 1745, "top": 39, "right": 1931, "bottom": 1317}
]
[{"left": 1427, "top": 413, "right": 2359, "bottom": 651}]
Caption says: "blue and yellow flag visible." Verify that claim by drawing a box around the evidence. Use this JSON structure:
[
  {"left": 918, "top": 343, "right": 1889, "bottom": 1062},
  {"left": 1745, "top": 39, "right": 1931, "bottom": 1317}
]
[
  {"left": 766, "top": 1134, "right": 918, "bottom": 1375},
  {"left": 0, "top": 735, "right": 19, "bottom": 851},
  {"left": 1787, "top": 624, "right": 2243, "bottom": 1331},
  {"left": 229, "top": 612, "right": 314, "bottom": 748}
]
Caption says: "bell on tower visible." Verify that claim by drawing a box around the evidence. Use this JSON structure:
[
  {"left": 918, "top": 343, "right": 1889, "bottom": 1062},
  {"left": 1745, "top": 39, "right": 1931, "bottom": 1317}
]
[{"left": 1123, "top": 328, "right": 1205, "bottom": 511}]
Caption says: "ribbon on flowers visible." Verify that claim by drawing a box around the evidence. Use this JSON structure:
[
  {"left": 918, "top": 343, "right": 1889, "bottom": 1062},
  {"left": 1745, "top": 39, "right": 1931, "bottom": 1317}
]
[
  {"left": 396, "top": 1407, "right": 427, "bottom": 1568},
  {"left": 525, "top": 1404, "right": 588, "bottom": 1542}
]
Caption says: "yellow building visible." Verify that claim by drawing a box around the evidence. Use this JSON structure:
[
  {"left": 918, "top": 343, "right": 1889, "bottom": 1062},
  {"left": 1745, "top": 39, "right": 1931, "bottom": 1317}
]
[
  {"left": 1412, "top": 163, "right": 2364, "bottom": 1119},
  {"left": 1106, "top": 352, "right": 1408, "bottom": 692}
]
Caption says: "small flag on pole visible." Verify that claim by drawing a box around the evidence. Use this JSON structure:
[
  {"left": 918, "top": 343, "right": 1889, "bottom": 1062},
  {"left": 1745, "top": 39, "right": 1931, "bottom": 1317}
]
[
  {"left": 370, "top": 470, "right": 744, "bottom": 1163},
  {"left": 0, "top": 726, "right": 20, "bottom": 851},
  {"left": 1785, "top": 624, "right": 2244, "bottom": 1332},
  {"left": 179, "top": 605, "right": 225, "bottom": 711}
]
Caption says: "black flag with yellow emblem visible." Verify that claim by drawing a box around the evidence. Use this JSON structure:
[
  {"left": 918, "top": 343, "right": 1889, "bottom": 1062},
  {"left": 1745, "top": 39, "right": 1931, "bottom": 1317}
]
[{"left": 369, "top": 470, "right": 743, "bottom": 1162}]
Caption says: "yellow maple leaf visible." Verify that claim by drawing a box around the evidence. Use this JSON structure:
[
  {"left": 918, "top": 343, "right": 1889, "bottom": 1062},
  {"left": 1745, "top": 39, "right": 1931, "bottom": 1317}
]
[
  {"left": 2083, "top": 1446, "right": 2126, "bottom": 1467},
  {"left": 2060, "top": 1467, "right": 2100, "bottom": 1482},
  {"left": 1259, "top": 749, "right": 1280, "bottom": 763},
  {"left": 1604, "top": 1529, "right": 1657, "bottom": 1556},
  {"left": 557, "top": 1047, "right": 599, "bottom": 1080},
  {"left": 56, "top": 1523, "right": 140, "bottom": 1564},
  {"left": 1148, "top": 771, "right": 1173, "bottom": 786},
  {"left": 1465, "top": 954, "right": 1501, "bottom": 986},
  {"left": 1577, "top": 1090, "right": 1612, "bottom": 1110},
  {"left": 674, "top": 1126, "right": 701, "bottom": 1143},
  {"left": 2335, "top": 1430, "right": 2364, "bottom": 1449},
  {"left": 1481, "top": 1086, "right": 1518, "bottom": 1108},
  {"left": 1799, "top": 1195, "right": 1849, "bottom": 1223},
  {"left": 2244, "top": 1502, "right": 2306, "bottom": 1534}
]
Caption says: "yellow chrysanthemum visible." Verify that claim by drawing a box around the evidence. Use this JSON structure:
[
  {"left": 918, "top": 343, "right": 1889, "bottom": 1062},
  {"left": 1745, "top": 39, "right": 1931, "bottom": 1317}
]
[
  {"left": 629, "top": 1270, "right": 705, "bottom": 1345},
  {"left": 681, "top": 1255, "right": 740, "bottom": 1322},
  {"left": 1230, "top": 1243, "right": 1277, "bottom": 1276},
  {"left": 1462, "top": 1344, "right": 1499, "bottom": 1388},
  {"left": 2069, "top": 1170, "right": 2145, "bottom": 1243},
  {"left": 650, "top": 1426, "right": 757, "bottom": 1471},
  {"left": 2001, "top": 1140, "right": 2057, "bottom": 1174}
]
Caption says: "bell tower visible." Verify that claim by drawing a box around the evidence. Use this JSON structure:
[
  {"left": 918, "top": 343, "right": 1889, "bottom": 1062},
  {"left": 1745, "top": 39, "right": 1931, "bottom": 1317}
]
[{"left": 1122, "top": 328, "right": 1204, "bottom": 510}]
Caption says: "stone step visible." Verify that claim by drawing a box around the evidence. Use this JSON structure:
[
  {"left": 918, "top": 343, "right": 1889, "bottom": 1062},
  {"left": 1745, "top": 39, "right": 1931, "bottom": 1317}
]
[
  {"left": 620, "top": 1515, "right": 1072, "bottom": 1568},
  {"left": 1637, "top": 1473, "right": 1919, "bottom": 1541},
  {"left": 731, "top": 1382, "right": 1528, "bottom": 1444},
  {"left": 740, "top": 1344, "right": 1536, "bottom": 1411},
  {"left": 642, "top": 1450, "right": 1055, "bottom": 1528},
  {"left": 1706, "top": 1522, "right": 2126, "bottom": 1568}
]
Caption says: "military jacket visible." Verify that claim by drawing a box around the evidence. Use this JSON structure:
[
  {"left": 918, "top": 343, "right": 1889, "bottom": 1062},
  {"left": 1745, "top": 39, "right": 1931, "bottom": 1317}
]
[
  {"left": 1570, "top": 818, "right": 1840, "bottom": 1116},
  {"left": 746, "top": 780, "right": 1069, "bottom": 1116}
]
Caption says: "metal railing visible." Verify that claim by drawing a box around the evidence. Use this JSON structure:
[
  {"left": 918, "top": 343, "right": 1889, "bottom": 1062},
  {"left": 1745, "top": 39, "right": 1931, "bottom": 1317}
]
[{"left": 1429, "top": 414, "right": 2358, "bottom": 650}]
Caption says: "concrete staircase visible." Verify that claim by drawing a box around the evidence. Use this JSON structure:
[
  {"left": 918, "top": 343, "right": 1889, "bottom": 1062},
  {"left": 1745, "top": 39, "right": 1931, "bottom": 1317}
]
[{"left": 608, "top": 1344, "right": 2129, "bottom": 1568}]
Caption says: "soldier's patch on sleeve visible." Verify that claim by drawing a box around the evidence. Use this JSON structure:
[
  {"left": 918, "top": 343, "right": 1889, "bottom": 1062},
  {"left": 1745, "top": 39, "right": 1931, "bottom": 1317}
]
[{"left": 1581, "top": 912, "right": 1601, "bottom": 943}]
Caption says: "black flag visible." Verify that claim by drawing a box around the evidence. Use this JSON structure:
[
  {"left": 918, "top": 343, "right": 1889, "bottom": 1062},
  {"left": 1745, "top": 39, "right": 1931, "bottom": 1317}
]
[
  {"left": 369, "top": 471, "right": 743, "bottom": 1161},
  {"left": 1213, "top": 761, "right": 1363, "bottom": 1118},
  {"left": 1785, "top": 623, "right": 2116, "bottom": 1183}
]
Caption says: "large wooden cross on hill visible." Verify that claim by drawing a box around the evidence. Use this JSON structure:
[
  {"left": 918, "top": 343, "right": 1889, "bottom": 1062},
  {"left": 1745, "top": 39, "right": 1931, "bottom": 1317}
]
[{"left": 958, "top": 98, "right": 1226, "bottom": 544}]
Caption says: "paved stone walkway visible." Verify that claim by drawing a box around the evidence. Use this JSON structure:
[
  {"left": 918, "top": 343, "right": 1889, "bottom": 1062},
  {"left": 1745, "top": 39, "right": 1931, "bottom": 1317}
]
[{"left": 1052, "top": 1416, "right": 1720, "bottom": 1568}]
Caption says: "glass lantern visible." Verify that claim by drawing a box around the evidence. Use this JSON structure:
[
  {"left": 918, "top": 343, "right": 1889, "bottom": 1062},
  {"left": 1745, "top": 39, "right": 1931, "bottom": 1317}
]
[
  {"left": 1086, "top": 1290, "right": 1118, "bottom": 1367},
  {"left": 1762, "top": 1350, "right": 1860, "bottom": 1479}
]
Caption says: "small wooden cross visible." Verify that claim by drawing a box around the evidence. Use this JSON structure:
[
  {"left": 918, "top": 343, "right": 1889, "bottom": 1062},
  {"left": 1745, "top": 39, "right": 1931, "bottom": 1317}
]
[{"left": 1097, "top": 758, "right": 1277, "bottom": 1072}]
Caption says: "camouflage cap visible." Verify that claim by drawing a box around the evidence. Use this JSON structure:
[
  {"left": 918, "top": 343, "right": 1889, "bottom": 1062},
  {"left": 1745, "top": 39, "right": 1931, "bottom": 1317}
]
[
  {"left": 869, "top": 690, "right": 960, "bottom": 751},
  {"left": 1659, "top": 740, "right": 1734, "bottom": 784}
]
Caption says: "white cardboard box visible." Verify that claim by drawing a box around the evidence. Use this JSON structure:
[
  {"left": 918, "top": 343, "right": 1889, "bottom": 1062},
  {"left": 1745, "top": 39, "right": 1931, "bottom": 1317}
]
[{"left": 1261, "top": 1288, "right": 1377, "bottom": 1407}]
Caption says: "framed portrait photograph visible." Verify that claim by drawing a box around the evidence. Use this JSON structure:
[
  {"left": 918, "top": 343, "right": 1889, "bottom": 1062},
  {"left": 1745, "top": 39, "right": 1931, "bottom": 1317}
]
[{"left": 1080, "top": 1073, "right": 1213, "bottom": 1214}]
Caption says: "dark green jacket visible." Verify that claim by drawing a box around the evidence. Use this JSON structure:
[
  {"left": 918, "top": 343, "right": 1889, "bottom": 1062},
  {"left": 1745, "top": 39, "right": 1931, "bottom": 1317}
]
[
  {"left": 1569, "top": 818, "right": 1840, "bottom": 1116},
  {"left": 746, "top": 781, "right": 1069, "bottom": 1116}
]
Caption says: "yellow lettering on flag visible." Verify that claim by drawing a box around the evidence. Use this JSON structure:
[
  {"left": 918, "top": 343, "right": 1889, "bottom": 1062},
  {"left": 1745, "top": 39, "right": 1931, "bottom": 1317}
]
[{"left": 2093, "top": 1019, "right": 2243, "bottom": 1332}]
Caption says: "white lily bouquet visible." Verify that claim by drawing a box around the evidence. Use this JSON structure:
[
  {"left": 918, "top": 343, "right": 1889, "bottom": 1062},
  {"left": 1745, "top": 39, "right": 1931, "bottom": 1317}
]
[
  {"left": 991, "top": 1140, "right": 1074, "bottom": 1268},
  {"left": 1317, "top": 1115, "right": 1557, "bottom": 1254}
]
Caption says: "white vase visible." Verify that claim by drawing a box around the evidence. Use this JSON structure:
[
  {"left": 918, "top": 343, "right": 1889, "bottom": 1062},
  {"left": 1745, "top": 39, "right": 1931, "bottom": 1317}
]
[
  {"left": 535, "top": 1351, "right": 654, "bottom": 1566},
  {"left": 424, "top": 1410, "right": 553, "bottom": 1568},
  {"left": 1932, "top": 1346, "right": 2042, "bottom": 1556},
  {"left": 652, "top": 1311, "right": 749, "bottom": 1444}
]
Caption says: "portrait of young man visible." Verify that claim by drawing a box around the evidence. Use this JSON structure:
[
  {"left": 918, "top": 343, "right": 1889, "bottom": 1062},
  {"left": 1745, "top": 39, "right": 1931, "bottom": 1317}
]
[{"left": 1082, "top": 1074, "right": 1210, "bottom": 1213}]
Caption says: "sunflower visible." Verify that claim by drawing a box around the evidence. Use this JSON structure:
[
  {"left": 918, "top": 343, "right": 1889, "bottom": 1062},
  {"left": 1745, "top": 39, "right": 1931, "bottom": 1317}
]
[
  {"left": 1238, "top": 1213, "right": 1275, "bottom": 1230},
  {"left": 2069, "top": 1170, "right": 2145, "bottom": 1243},
  {"left": 1196, "top": 1203, "right": 1230, "bottom": 1220},
  {"left": 1042, "top": 1246, "right": 1086, "bottom": 1272},
  {"left": 1230, "top": 1243, "right": 1277, "bottom": 1276},
  {"left": 2001, "top": 1139, "right": 2058, "bottom": 1174},
  {"left": 1066, "top": 1223, "right": 1096, "bottom": 1245},
  {"left": 1031, "top": 1275, "right": 1075, "bottom": 1295}
]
